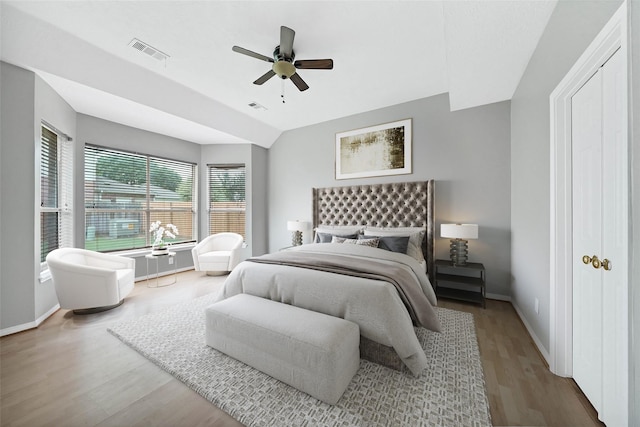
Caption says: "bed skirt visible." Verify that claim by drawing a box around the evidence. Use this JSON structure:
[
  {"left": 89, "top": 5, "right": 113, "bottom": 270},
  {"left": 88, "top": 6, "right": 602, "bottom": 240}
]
[{"left": 360, "top": 336, "right": 409, "bottom": 374}]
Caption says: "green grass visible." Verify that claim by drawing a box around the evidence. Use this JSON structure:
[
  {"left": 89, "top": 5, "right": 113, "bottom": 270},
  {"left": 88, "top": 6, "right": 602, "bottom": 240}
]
[{"left": 85, "top": 236, "right": 148, "bottom": 252}]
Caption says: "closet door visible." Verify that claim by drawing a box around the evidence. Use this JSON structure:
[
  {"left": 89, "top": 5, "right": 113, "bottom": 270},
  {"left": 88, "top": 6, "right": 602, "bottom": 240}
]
[
  {"left": 600, "top": 48, "right": 627, "bottom": 427},
  {"left": 571, "top": 69, "right": 603, "bottom": 413},
  {"left": 571, "top": 48, "right": 627, "bottom": 427}
]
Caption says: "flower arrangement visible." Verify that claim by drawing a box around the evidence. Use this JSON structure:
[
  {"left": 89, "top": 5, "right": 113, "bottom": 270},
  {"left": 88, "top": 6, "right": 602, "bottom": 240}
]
[{"left": 149, "top": 221, "right": 179, "bottom": 250}]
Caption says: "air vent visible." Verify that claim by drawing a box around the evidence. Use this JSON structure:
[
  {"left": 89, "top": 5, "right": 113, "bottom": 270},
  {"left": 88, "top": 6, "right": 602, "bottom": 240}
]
[
  {"left": 248, "top": 102, "right": 267, "bottom": 111},
  {"left": 128, "top": 38, "right": 169, "bottom": 62}
]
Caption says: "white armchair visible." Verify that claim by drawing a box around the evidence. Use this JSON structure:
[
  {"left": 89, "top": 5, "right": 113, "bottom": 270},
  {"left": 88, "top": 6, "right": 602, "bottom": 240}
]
[
  {"left": 46, "top": 248, "right": 135, "bottom": 314},
  {"left": 192, "top": 233, "right": 244, "bottom": 276}
]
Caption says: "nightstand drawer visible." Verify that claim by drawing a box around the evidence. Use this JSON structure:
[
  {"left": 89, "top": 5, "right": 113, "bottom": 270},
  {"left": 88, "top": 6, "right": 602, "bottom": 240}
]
[{"left": 436, "top": 273, "right": 484, "bottom": 288}]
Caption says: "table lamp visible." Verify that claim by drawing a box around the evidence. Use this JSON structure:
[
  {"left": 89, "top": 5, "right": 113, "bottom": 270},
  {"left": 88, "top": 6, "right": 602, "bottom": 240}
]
[
  {"left": 440, "top": 223, "right": 478, "bottom": 266},
  {"left": 287, "top": 220, "right": 309, "bottom": 246}
]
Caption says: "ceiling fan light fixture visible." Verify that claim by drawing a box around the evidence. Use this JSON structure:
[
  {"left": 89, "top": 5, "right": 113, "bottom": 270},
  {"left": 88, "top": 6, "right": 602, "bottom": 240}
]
[{"left": 272, "top": 61, "right": 296, "bottom": 79}]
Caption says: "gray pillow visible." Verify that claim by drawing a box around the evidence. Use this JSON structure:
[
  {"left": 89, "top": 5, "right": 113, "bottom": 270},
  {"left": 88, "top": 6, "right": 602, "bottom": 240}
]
[{"left": 359, "top": 234, "right": 410, "bottom": 254}]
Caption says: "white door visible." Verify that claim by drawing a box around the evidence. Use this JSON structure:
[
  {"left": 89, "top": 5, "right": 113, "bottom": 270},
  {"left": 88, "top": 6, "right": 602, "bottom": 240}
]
[
  {"left": 571, "top": 48, "right": 628, "bottom": 427},
  {"left": 571, "top": 68, "right": 603, "bottom": 413},
  {"left": 599, "top": 48, "right": 628, "bottom": 427}
]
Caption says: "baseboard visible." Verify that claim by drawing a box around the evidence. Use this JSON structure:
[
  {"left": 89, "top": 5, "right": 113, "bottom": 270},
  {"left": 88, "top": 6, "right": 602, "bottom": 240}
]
[
  {"left": 36, "top": 303, "right": 60, "bottom": 326},
  {"left": 0, "top": 322, "right": 35, "bottom": 337},
  {"left": 486, "top": 293, "right": 511, "bottom": 301},
  {"left": 1, "top": 304, "right": 61, "bottom": 337},
  {"left": 511, "top": 301, "right": 551, "bottom": 365}
]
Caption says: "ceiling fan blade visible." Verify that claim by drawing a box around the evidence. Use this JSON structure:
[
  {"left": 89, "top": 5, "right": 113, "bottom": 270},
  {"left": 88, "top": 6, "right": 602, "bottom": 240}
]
[
  {"left": 294, "top": 59, "right": 334, "bottom": 70},
  {"left": 290, "top": 73, "right": 309, "bottom": 91},
  {"left": 253, "top": 70, "right": 276, "bottom": 85},
  {"left": 280, "top": 26, "right": 295, "bottom": 59},
  {"left": 232, "top": 46, "right": 274, "bottom": 63}
]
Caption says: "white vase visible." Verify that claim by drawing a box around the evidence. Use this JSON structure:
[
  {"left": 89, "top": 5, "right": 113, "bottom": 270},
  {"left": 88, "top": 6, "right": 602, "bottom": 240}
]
[{"left": 152, "top": 247, "right": 169, "bottom": 256}]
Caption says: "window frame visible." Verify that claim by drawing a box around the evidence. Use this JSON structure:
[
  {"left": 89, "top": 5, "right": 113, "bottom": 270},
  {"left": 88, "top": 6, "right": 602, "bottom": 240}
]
[
  {"left": 207, "top": 164, "right": 246, "bottom": 240},
  {"left": 84, "top": 144, "right": 197, "bottom": 253},
  {"left": 39, "top": 123, "right": 73, "bottom": 268}
]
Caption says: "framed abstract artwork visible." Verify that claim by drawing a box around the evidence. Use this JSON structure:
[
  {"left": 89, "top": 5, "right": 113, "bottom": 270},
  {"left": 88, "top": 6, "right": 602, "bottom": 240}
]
[{"left": 335, "top": 118, "right": 412, "bottom": 180}]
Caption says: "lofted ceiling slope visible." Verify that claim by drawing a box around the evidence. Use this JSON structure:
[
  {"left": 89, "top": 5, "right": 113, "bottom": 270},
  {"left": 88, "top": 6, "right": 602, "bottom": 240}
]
[{"left": 1, "top": 1, "right": 557, "bottom": 148}]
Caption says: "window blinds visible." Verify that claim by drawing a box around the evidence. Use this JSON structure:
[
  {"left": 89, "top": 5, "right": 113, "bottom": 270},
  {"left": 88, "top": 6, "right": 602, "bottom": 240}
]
[
  {"left": 40, "top": 127, "right": 59, "bottom": 262},
  {"left": 40, "top": 126, "right": 73, "bottom": 263},
  {"left": 84, "top": 145, "right": 196, "bottom": 252},
  {"left": 148, "top": 156, "right": 195, "bottom": 248},
  {"left": 208, "top": 164, "right": 246, "bottom": 239}
]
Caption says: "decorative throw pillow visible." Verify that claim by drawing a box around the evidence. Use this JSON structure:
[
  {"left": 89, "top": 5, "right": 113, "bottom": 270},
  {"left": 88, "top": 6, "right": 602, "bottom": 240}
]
[
  {"left": 341, "top": 237, "right": 379, "bottom": 248},
  {"left": 359, "top": 234, "right": 410, "bottom": 254},
  {"left": 364, "top": 227, "right": 425, "bottom": 262}
]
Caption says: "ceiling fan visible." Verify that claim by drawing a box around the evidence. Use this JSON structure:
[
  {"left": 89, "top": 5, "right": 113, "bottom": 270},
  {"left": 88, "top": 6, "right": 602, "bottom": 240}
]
[{"left": 232, "top": 26, "right": 333, "bottom": 92}]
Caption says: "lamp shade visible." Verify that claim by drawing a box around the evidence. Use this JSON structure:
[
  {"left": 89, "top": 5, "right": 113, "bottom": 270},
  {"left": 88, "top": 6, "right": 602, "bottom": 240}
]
[
  {"left": 287, "top": 220, "right": 309, "bottom": 232},
  {"left": 441, "top": 223, "right": 478, "bottom": 240}
]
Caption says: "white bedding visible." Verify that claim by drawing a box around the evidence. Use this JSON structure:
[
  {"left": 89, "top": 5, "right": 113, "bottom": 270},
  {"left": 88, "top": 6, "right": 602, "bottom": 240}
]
[{"left": 215, "top": 243, "right": 439, "bottom": 376}]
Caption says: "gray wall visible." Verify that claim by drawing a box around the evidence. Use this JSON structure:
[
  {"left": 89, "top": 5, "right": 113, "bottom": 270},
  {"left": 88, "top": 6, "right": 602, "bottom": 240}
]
[
  {"left": 510, "top": 0, "right": 622, "bottom": 354},
  {"left": 1, "top": 62, "right": 36, "bottom": 330},
  {"left": 77, "top": 114, "right": 202, "bottom": 278},
  {"left": 0, "top": 62, "right": 77, "bottom": 332},
  {"left": 251, "top": 144, "right": 269, "bottom": 256},
  {"left": 268, "top": 94, "right": 512, "bottom": 297}
]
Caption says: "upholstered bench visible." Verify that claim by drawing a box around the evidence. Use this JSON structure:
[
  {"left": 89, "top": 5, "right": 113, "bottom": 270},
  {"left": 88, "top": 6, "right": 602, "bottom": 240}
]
[{"left": 205, "top": 294, "right": 360, "bottom": 404}]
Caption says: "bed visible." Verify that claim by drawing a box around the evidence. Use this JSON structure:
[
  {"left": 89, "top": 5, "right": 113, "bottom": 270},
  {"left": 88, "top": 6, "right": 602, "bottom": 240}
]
[{"left": 215, "top": 180, "right": 438, "bottom": 376}]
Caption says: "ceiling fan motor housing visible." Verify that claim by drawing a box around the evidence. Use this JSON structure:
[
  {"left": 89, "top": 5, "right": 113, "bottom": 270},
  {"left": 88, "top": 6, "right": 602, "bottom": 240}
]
[{"left": 273, "top": 45, "right": 294, "bottom": 62}]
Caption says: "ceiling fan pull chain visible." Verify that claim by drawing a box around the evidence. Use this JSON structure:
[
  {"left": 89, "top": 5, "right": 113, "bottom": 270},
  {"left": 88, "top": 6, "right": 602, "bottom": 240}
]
[{"left": 281, "top": 79, "right": 286, "bottom": 104}]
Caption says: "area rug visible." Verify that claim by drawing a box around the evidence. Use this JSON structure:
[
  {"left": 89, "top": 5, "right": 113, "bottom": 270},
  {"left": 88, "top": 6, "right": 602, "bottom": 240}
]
[{"left": 108, "top": 293, "right": 492, "bottom": 427}]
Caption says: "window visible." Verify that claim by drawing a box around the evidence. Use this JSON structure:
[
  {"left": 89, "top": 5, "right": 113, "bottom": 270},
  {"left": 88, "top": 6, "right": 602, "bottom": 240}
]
[
  {"left": 84, "top": 145, "right": 196, "bottom": 252},
  {"left": 208, "top": 164, "right": 246, "bottom": 239},
  {"left": 40, "top": 125, "right": 73, "bottom": 263}
]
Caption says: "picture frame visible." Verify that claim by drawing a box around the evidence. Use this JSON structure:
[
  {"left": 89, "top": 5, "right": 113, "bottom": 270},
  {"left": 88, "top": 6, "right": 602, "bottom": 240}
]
[{"left": 335, "top": 118, "right": 412, "bottom": 180}]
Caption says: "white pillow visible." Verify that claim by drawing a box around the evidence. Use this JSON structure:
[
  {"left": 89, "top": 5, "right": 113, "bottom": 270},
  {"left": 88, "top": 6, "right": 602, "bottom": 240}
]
[{"left": 364, "top": 227, "right": 426, "bottom": 263}]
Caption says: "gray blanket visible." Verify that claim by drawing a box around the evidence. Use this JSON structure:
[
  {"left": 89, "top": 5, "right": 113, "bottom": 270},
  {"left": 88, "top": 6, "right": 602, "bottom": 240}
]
[{"left": 247, "top": 251, "right": 441, "bottom": 333}]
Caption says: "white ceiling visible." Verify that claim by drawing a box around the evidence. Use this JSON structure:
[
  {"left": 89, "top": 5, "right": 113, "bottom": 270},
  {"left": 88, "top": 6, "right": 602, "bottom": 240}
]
[{"left": 1, "top": 1, "right": 557, "bottom": 148}]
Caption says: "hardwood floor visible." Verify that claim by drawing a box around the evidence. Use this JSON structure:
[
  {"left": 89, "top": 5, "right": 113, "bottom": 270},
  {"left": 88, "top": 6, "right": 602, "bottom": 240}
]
[
  {"left": 438, "top": 299, "right": 602, "bottom": 427},
  {"left": 1, "top": 271, "right": 601, "bottom": 426}
]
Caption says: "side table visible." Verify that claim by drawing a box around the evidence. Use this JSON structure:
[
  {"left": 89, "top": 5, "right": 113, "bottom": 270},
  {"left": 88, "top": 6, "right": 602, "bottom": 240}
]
[
  {"left": 145, "top": 251, "right": 177, "bottom": 288},
  {"left": 434, "top": 259, "right": 486, "bottom": 308}
]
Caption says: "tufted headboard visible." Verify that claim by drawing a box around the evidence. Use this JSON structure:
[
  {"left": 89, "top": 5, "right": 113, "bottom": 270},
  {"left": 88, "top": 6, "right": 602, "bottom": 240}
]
[{"left": 312, "top": 180, "right": 435, "bottom": 280}]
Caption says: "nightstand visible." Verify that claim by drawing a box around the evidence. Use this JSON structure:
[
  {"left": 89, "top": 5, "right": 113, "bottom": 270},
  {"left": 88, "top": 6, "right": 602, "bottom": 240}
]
[{"left": 434, "top": 259, "right": 486, "bottom": 308}]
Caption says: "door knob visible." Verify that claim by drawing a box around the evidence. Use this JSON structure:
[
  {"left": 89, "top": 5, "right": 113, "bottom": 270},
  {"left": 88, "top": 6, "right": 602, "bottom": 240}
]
[
  {"left": 582, "top": 255, "right": 601, "bottom": 269},
  {"left": 581, "top": 255, "right": 611, "bottom": 270}
]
